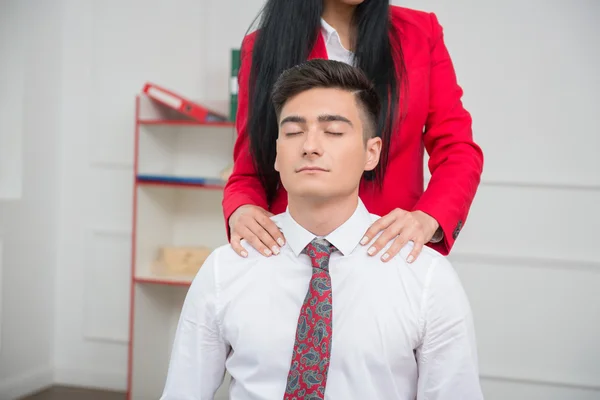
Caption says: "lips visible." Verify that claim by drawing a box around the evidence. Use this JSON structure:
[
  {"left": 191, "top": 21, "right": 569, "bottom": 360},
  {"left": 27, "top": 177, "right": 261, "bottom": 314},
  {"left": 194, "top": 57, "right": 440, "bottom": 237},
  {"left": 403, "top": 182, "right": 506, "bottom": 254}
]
[{"left": 296, "top": 166, "right": 328, "bottom": 172}]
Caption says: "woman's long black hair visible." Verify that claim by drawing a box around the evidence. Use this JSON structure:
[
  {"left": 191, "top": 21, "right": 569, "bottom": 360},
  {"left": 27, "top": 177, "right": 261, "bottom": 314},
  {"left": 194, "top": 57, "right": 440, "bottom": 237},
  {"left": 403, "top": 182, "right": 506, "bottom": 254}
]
[{"left": 245, "top": 0, "right": 406, "bottom": 206}]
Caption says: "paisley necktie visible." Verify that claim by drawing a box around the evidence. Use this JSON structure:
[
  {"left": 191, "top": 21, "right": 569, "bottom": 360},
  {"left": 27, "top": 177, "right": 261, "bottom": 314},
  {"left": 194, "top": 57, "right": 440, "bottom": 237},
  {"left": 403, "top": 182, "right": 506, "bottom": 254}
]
[{"left": 284, "top": 238, "right": 336, "bottom": 400}]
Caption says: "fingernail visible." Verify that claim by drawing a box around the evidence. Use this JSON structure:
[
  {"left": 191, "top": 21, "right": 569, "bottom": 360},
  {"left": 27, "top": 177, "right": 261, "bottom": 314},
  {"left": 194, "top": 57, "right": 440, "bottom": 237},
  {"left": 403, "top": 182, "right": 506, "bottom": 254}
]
[
  {"left": 407, "top": 255, "right": 414, "bottom": 263},
  {"left": 241, "top": 250, "right": 248, "bottom": 257},
  {"left": 360, "top": 236, "right": 369, "bottom": 245},
  {"left": 264, "top": 249, "right": 272, "bottom": 256},
  {"left": 382, "top": 253, "right": 389, "bottom": 261},
  {"left": 272, "top": 246, "right": 280, "bottom": 255},
  {"left": 367, "top": 247, "right": 376, "bottom": 255},
  {"left": 277, "top": 238, "right": 285, "bottom": 247}
]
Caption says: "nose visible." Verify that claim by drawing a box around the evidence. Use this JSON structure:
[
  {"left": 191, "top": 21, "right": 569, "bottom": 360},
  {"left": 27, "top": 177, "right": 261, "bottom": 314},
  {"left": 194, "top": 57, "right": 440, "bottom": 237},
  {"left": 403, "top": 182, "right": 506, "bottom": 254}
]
[{"left": 302, "top": 130, "right": 323, "bottom": 158}]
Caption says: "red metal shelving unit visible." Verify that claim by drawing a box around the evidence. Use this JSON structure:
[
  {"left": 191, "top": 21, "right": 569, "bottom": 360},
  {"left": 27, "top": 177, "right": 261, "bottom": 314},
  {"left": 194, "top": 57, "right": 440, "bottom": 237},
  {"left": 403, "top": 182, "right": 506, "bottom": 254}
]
[{"left": 126, "top": 90, "right": 234, "bottom": 400}]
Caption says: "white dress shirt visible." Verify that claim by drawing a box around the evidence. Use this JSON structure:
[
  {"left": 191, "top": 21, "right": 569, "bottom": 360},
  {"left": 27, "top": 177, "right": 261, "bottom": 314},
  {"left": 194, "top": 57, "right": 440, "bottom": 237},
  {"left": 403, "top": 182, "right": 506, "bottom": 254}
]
[
  {"left": 320, "top": 18, "right": 355, "bottom": 66},
  {"left": 160, "top": 199, "right": 483, "bottom": 400}
]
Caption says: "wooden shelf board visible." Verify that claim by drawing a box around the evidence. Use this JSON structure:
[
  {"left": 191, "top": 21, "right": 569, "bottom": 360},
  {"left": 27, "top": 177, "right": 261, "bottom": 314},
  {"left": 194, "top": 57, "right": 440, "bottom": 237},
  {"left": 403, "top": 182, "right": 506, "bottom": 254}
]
[
  {"left": 134, "top": 274, "right": 193, "bottom": 287},
  {"left": 136, "top": 174, "right": 226, "bottom": 190}
]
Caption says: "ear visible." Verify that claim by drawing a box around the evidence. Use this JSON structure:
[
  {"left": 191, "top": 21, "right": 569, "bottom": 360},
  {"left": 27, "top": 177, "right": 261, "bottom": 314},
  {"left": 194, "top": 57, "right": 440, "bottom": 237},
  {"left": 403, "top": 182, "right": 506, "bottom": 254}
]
[
  {"left": 364, "top": 136, "right": 382, "bottom": 172},
  {"left": 274, "top": 138, "right": 281, "bottom": 172}
]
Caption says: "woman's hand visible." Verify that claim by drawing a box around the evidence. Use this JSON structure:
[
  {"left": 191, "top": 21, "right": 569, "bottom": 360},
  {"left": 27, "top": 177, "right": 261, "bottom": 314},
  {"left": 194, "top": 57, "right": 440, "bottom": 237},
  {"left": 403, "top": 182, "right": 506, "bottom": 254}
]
[
  {"left": 360, "top": 209, "right": 439, "bottom": 263},
  {"left": 229, "top": 205, "right": 286, "bottom": 258}
]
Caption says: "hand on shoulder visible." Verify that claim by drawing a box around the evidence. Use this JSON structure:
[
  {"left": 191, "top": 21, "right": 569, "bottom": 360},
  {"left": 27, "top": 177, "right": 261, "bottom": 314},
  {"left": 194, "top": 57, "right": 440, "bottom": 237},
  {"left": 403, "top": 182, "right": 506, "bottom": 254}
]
[{"left": 229, "top": 204, "right": 286, "bottom": 258}]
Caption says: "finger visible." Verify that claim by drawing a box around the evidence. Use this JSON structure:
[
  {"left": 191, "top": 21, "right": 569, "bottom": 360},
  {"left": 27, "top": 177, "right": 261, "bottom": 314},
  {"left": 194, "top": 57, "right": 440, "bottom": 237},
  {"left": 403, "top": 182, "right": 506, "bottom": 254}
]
[
  {"left": 361, "top": 212, "right": 400, "bottom": 246},
  {"left": 229, "top": 234, "right": 248, "bottom": 258},
  {"left": 381, "top": 233, "right": 411, "bottom": 262},
  {"left": 245, "top": 219, "right": 279, "bottom": 256},
  {"left": 256, "top": 213, "right": 286, "bottom": 248},
  {"left": 366, "top": 218, "right": 407, "bottom": 256},
  {"left": 406, "top": 238, "right": 424, "bottom": 264},
  {"left": 251, "top": 216, "right": 281, "bottom": 255},
  {"left": 236, "top": 222, "right": 272, "bottom": 257}
]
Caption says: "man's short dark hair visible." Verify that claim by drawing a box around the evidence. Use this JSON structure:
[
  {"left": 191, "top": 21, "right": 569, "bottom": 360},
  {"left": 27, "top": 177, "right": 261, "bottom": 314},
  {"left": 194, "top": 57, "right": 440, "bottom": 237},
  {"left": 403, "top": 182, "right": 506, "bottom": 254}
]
[{"left": 271, "top": 59, "right": 381, "bottom": 139}]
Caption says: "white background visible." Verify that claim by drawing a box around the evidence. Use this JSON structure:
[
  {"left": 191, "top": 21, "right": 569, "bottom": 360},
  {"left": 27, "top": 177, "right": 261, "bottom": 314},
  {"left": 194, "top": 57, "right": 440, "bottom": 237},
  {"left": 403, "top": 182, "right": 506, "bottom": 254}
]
[{"left": 0, "top": 0, "right": 599, "bottom": 399}]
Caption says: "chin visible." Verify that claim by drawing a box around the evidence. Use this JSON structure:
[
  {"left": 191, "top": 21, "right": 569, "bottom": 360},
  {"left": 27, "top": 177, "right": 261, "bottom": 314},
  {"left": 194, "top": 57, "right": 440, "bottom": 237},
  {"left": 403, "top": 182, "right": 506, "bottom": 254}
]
[
  {"left": 289, "top": 183, "right": 333, "bottom": 199},
  {"left": 294, "top": 192, "right": 335, "bottom": 203},
  {"left": 292, "top": 185, "right": 350, "bottom": 201}
]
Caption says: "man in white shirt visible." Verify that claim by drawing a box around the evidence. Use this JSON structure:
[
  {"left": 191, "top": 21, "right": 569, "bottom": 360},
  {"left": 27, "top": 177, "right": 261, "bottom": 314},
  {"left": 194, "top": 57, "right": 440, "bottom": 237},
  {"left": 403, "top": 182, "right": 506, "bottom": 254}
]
[{"left": 161, "top": 59, "right": 483, "bottom": 400}]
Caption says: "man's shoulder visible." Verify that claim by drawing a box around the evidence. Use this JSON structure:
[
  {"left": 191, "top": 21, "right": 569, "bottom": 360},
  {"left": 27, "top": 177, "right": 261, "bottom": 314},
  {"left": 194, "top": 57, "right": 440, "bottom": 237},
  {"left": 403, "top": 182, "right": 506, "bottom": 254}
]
[
  {"left": 207, "top": 240, "right": 265, "bottom": 267},
  {"left": 374, "top": 231, "right": 456, "bottom": 285},
  {"left": 407, "top": 241, "right": 448, "bottom": 265},
  {"left": 204, "top": 213, "right": 285, "bottom": 271},
  {"left": 403, "top": 243, "right": 463, "bottom": 294}
]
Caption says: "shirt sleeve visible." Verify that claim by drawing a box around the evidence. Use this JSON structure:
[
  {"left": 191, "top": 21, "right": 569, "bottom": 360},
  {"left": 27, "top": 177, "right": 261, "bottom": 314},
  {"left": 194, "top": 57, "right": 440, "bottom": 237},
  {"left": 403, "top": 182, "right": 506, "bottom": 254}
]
[
  {"left": 160, "top": 249, "right": 229, "bottom": 400},
  {"left": 415, "top": 257, "right": 484, "bottom": 399}
]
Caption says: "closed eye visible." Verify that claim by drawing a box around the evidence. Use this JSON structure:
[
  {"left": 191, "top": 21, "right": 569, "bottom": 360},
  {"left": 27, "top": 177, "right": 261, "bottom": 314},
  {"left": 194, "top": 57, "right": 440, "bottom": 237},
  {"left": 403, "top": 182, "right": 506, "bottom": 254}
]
[
  {"left": 285, "top": 131, "right": 303, "bottom": 136},
  {"left": 326, "top": 131, "right": 343, "bottom": 136}
]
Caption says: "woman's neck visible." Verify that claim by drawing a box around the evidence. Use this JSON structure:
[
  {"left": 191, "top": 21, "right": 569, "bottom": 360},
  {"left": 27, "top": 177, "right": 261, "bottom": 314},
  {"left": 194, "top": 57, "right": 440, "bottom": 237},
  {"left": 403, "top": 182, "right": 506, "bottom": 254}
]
[{"left": 322, "top": 1, "right": 357, "bottom": 50}]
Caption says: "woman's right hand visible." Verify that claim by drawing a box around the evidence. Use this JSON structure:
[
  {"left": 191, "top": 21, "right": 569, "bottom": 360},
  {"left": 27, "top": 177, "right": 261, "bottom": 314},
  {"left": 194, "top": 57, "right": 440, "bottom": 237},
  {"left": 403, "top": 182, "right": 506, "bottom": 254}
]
[{"left": 228, "top": 205, "right": 286, "bottom": 258}]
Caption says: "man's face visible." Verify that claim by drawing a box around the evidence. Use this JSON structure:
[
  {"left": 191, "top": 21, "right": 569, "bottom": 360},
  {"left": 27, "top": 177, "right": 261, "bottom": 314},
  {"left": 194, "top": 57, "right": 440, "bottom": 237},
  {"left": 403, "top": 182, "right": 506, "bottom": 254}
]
[{"left": 274, "top": 87, "right": 381, "bottom": 202}]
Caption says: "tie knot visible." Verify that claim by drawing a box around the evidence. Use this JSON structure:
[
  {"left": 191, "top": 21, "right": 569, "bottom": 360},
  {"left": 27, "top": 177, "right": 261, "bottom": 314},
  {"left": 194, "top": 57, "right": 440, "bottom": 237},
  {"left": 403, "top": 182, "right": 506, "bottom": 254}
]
[{"left": 302, "top": 238, "right": 337, "bottom": 271}]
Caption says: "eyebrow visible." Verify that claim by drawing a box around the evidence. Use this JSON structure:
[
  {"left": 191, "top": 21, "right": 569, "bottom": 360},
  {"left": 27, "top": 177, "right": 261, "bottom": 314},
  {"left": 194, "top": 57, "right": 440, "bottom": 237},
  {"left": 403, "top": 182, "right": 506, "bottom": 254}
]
[{"left": 279, "top": 114, "right": 353, "bottom": 127}]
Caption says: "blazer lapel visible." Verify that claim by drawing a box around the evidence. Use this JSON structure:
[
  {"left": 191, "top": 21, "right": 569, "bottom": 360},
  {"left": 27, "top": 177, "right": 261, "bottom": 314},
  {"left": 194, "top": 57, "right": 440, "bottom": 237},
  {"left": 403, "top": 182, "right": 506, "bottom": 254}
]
[{"left": 308, "top": 31, "right": 329, "bottom": 60}]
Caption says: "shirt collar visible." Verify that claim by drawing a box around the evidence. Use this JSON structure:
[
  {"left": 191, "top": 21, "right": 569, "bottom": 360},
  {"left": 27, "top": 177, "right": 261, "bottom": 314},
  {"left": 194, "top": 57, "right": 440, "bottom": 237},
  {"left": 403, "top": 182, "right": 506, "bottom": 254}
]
[
  {"left": 320, "top": 18, "right": 337, "bottom": 44},
  {"left": 280, "top": 199, "right": 373, "bottom": 257}
]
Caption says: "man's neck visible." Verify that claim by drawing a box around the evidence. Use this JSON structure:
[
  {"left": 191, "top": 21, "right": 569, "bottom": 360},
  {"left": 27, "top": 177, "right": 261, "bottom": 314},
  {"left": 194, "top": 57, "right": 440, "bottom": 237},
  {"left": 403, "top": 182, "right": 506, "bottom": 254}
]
[
  {"left": 322, "top": 1, "right": 356, "bottom": 50},
  {"left": 288, "top": 194, "right": 359, "bottom": 237}
]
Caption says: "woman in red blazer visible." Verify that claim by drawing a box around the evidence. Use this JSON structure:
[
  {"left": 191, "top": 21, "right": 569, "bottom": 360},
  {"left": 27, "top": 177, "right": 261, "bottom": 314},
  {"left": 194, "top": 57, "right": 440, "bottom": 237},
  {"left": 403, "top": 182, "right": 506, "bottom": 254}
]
[{"left": 222, "top": 0, "right": 483, "bottom": 262}]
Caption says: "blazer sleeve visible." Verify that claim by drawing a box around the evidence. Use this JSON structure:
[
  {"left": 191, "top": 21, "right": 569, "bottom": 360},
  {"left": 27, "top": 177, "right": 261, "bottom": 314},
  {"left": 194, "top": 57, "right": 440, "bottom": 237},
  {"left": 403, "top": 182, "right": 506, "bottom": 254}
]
[
  {"left": 222, "top": 34, "right": 269, "bottom": 239},
  {"left": 413, "top": 13, "right": 484, "bottom": 255}
]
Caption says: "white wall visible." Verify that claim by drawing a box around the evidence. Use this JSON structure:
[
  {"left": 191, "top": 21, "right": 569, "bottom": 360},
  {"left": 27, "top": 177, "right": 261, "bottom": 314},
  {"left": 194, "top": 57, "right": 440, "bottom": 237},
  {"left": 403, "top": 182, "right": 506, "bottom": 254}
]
[
  {"left": 0, "top": 0, "right": 62, "bottom": 398},
  {"left": 53, "top": 0, "right": 219, "bottom": 390},
  {"left": 52, "top": 0, "right": 265, "bottom": 390},
  {"left": 0, "top": 0, "right": 598, "bottom": 399}
]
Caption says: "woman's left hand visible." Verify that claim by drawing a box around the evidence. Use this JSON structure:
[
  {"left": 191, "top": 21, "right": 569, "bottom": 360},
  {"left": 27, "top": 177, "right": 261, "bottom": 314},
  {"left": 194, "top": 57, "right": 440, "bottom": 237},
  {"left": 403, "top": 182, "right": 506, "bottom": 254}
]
[{"left": 360, "top": 209, "right": 440, "bottom": 263}]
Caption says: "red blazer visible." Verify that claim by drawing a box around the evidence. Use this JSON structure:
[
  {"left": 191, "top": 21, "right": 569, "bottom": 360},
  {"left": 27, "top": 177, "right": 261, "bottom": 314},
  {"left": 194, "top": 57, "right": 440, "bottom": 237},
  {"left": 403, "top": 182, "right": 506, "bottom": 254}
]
[{"left": 222, "top": 6, "right": 483, "bottom": 255}]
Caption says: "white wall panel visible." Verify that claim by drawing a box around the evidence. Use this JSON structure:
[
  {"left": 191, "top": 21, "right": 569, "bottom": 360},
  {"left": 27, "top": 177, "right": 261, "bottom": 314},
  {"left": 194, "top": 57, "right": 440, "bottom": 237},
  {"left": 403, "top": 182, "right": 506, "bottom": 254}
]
[
  {"left": 0, "top": 237, "right": 3, "bottom": 351},
  {"left": 0, "top": 0, "right": 61, "bottom": 396},
  {"left": 481, "top": 376, "right": 600, "bottom": 400},
  {"left": 453, "top": 257, "right": 600, "bottom": 389},
  {"left": 88, "top": 167, "right": 134, "bottom": 228},
  {"left": 0, "top": 0, "right": 24, "bottom": 199},
  {"left": 452, "top": 184, "right": 600, "bottom": 263},
  {"left": 84, "top": 228, "right": 132, "bottom": 343}
]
